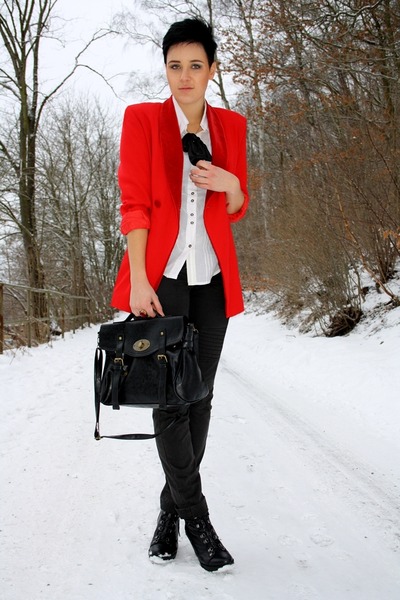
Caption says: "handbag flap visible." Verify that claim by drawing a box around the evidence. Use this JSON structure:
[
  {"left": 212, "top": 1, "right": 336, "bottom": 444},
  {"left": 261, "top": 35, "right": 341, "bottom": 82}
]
[{"left": 98, "top": 315, "right": 185, "bottom": 357}]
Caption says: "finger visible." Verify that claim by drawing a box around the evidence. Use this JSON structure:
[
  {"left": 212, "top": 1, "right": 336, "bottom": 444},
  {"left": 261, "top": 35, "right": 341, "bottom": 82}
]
[
  {"left": 152, "top": 296, "right": 165, "bottom": 317},
  {"left": 131, "top": 303, "right": 151, "bottom": 317},
  {"left": 129, "top": 301, "right": 139, "bottom": 315},
  {"left": 191, "top": 171, "right": 208, "bottom": 183},
  {"left": 196, "top": 160, "right": 211, "bottom": 170},
  {"left": 191, "top": 175, "right": 204, "bottom": 184}
]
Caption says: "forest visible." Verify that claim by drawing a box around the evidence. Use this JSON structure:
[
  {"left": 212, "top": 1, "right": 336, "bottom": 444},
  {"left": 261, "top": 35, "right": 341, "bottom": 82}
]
[{"left": 1, "top": 0, "right": 399, "bottom": 344}]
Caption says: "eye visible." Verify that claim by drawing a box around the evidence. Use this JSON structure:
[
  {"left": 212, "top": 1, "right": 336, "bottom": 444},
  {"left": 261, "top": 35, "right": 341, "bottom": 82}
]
[
  {"left": 169, "top": 64, "right": 181, "bottom": 70},
  {"left": 191, "top": 64, "right": 202, "bottom": 69}
]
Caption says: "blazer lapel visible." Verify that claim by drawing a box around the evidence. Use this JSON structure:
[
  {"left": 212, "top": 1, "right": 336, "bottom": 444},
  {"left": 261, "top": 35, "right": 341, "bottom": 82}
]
[
  {"left": 159, "top": 98, "right": 228, "bottom": 206},
  {"left": 160, "top": 97, "right": 183, "bottom": 207},
  {"left": 207, "top": 104, "right": 227, "bottom": 171}
]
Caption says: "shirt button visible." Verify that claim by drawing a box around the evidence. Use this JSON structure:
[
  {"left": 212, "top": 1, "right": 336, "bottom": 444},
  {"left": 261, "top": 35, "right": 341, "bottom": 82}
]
[
  {"left": 188, "top": 244, "right": 192, "bottom": 248},
  {"left": 190, "top": 221, "right": 194, "bottom": 225}
]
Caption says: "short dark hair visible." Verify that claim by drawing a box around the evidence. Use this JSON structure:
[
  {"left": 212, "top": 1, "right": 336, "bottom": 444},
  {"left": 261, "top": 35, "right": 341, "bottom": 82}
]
[{"left": 162, "top": 18, "right": 217, "bottom": 67}]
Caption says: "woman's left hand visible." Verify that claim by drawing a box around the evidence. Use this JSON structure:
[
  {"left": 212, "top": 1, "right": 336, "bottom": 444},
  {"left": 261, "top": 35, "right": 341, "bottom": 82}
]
[
  {"left": 190, "top": 161, "right": 239, "bottom": 193},
  {"left": 190, "top": 160, "right": 245, "bottom": 214}
]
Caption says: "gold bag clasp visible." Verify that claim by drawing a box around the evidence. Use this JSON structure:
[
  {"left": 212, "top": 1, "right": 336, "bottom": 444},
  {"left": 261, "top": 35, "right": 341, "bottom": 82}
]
[{"left": 133, "top": 339, "right": 151, "bottom": 352}]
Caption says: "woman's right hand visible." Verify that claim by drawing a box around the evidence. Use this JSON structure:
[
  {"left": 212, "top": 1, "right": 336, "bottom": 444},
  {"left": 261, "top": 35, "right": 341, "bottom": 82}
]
[{"left": 129, "top": 278, "right": 164, "bottom": 318}]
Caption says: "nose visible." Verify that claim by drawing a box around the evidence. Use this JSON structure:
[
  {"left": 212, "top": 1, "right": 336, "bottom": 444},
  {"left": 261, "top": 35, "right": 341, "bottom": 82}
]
[{"left": 180, "top": 67, "right": 191, "bottom": 81}]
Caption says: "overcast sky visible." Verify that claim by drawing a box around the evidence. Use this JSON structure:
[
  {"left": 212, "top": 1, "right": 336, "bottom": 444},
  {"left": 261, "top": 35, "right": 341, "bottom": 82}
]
[{"left": 43, "top": 0, "right": 159, "bottom": 113}]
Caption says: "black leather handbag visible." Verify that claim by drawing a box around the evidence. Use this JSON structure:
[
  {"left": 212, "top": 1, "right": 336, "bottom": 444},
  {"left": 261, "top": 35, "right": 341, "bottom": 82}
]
[{"left": 94, "top": 314, "right": 208, "bottom": 440}]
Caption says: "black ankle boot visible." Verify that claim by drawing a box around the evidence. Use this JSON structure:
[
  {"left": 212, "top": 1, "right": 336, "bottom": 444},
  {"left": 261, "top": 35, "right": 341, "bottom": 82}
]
[
  {"left": 185, "top": 515, "right": 234, "bottom": 572},
  {"left": 148, "top": 510, "right": 179, "bottom": 562}
]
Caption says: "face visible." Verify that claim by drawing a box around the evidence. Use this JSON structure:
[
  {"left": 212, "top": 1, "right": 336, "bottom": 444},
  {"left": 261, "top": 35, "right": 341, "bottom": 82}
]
[{"left": 166, "top": 43, "right": 216, "bottom": 111}]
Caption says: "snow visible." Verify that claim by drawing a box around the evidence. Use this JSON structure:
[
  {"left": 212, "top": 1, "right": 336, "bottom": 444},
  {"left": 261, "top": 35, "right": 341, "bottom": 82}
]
[{"left": 1, "top": 304, "right": 400, "bottom": 600}]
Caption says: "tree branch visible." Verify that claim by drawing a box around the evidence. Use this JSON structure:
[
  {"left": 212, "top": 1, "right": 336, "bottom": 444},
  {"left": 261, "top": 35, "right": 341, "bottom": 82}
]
[
  {"left": 0, "top": 138, "right": 19, "bottom": 175},
  {"left": 35, "top": 28, "right": 119, "bottom": 128}
]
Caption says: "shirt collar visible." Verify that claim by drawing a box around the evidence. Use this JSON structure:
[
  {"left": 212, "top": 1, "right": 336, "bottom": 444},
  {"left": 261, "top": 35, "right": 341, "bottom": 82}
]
[{"left": 172, "top": 96, "right": 209, "bottom": 137}]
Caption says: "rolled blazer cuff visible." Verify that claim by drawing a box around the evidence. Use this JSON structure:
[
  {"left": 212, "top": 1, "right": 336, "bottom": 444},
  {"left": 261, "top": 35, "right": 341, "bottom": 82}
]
[
  {"left": 228, "top": 192, "right": 249, "bottom": 224},
  {"left": 121, "top": 210, "right": 151, "bottom": 235}
]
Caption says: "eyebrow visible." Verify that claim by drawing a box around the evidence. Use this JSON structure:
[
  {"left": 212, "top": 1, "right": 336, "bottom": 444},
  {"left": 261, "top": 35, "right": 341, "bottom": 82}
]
[{"left": 167, "top": 59, "right": 206, "bottom": 64}]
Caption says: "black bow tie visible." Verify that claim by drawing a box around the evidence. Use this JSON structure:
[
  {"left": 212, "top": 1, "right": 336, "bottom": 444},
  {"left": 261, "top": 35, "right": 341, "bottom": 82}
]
[{"left": 182, "top": 132, "right": 212, "bottom": 165}]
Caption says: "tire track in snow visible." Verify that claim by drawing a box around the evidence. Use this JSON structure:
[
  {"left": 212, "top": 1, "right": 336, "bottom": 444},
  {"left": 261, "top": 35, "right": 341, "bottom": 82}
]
[{"left": 219, "top": 358, "right": 400, "bottom": 554}]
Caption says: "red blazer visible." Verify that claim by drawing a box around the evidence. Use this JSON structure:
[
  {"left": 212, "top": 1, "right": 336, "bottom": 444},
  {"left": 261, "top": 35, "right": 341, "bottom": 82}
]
[{"left": 111, "top": 96, "right": 249, "bottom": 317}]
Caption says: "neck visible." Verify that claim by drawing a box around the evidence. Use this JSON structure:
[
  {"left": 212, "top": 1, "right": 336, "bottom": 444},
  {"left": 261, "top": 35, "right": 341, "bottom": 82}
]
[
  {"left": 187, "top": 123, "right": 203, "bottom": 134},
  {"left": 176, "top": 98, "right": 205, "bottom": 132}
]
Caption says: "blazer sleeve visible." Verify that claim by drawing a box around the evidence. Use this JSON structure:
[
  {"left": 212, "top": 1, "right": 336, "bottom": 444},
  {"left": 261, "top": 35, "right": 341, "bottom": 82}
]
[
  {"left": 228, "top": 116, "right": 249, "bottom": 224},
  {"left": 118, "top": 105, "right": 153, "bottom": 235}
]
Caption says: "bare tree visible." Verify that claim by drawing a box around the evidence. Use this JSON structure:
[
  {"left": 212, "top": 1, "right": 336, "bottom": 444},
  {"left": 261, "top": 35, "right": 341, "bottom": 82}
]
[
  {"left": 218, "top": 0, "right": 400, "bottom": 332},
  {"left": 0, "top": 0, "right": 115, "bottom": 333},
  {"left": 37, "top": 97, "right": 123, "bottom": 315}
]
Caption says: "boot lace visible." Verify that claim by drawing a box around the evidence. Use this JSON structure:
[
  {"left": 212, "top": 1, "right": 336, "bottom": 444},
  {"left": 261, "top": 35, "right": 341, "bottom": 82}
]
[
  {"left": 191, "top": 516, "right": 225, "bottom": 557},
  {"left": 152, "top": 512, "right": 178, "bottom": 543}
]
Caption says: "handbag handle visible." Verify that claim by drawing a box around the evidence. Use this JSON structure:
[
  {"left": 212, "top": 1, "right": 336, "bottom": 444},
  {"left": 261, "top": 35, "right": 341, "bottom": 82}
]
[{"left": 94, "top": 346, "right": 179, "bottom": 441}]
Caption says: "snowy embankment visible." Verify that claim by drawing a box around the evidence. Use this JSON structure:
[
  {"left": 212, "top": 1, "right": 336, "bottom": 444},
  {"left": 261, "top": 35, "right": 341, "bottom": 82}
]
[{"left": 1, "top": 304, "right": 399, "bottom": 600}]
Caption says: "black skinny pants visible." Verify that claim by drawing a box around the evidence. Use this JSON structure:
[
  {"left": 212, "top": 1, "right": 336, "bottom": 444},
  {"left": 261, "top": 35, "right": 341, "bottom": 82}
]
[{"left": 153, "top": 266, "right": 229, "bottom": 520}]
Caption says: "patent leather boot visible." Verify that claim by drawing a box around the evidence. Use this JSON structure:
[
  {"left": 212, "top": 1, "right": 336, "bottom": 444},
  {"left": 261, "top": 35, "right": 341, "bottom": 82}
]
[
  {"left": 185, "top": 514, "right": 234, "bottom": 572},
  {"left": 148, "top": 510, "right": 179, "bottom": 562}
]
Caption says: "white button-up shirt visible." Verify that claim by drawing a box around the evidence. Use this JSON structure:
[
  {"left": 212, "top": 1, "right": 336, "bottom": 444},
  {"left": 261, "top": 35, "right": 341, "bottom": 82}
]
[{"left": 163, "top": 97, "right": 220, "bottom": 285}]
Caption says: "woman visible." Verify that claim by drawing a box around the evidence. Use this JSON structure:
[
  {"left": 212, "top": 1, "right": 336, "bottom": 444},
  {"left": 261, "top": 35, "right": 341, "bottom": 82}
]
[{"left": 111, "top": 18, "right": 249, "bottom": 572}]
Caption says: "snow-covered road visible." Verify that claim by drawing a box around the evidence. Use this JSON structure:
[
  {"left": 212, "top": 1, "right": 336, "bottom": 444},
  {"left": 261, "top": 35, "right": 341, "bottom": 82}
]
[{"left": 1, "top": 311, "right": 399, "bottom": 599}]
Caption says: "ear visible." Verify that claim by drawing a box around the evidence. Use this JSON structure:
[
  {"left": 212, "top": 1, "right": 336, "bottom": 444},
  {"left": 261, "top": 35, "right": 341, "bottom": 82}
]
[{"left": 209, "top": 61, "right": 217, "bottom": 80}]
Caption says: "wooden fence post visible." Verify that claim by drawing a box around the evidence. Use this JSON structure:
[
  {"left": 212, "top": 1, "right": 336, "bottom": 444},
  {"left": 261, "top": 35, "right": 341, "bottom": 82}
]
[
  {"left": 27, "top": 288, "right": 32, "bottom": 348},
  {"left": 0, "top": 283, "right": 4, "bottom": 354},
  {"left": 61, "top": 295, "right": 65, "bottom": 339},
  {"left": 47, "top": 291, "right": 51, "bottom": 341}
]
